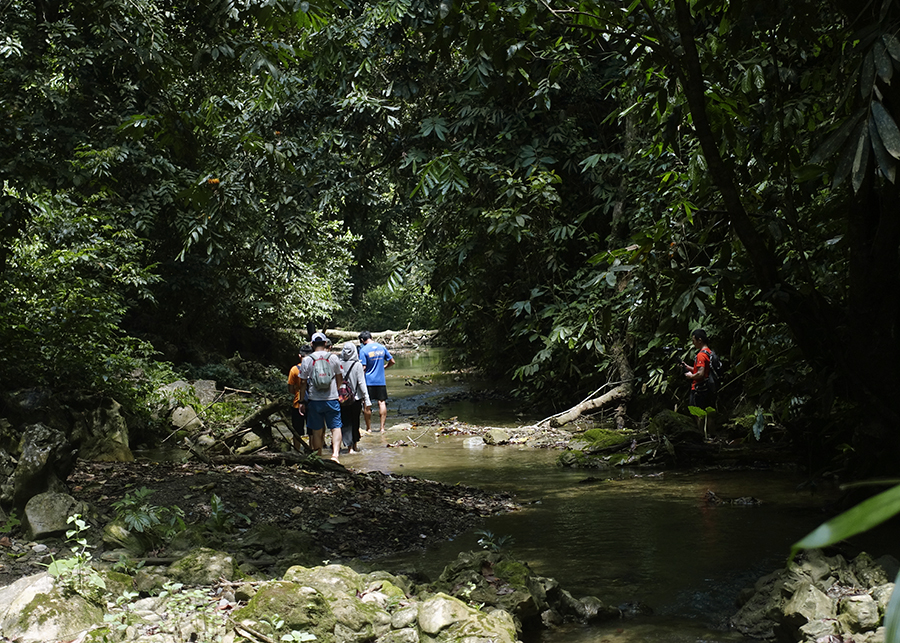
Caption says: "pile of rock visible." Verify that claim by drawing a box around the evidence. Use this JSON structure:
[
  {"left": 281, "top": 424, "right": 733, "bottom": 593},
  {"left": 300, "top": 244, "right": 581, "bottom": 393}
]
[
  {"left": 731, "top": 548, "right": 898, "bottom": 642},
  {"left": 0, "top": 547, "right": 622, "bottom": 643}
]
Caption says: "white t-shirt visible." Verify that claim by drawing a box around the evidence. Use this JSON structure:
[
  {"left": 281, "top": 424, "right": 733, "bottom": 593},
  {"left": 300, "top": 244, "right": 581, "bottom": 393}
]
[{"left": 299, "top": 350, "right": 342, "bottom": 401}]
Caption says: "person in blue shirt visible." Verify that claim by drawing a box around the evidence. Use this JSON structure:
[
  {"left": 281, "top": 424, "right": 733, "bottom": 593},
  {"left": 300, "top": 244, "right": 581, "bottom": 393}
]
[{"left": 358, "top": 330, "right": 395, "bottom": 432}]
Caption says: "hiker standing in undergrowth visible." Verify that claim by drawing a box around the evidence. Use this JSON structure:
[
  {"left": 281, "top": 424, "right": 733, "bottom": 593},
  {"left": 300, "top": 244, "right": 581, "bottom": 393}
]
[
  {"left": 684, "top": 328, "right": 717, "bottom": 434},
  {"left": 296, "top": 332, "right": 344, "bottom": 462}
]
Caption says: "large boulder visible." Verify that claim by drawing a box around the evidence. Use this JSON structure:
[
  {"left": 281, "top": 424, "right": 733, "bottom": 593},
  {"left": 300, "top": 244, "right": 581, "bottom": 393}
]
[
  {"left": 70, "top": 397, "right": 133, "bottom": 462},
  {"left": 167, "top": 547, "right": 236, "bottom": 585},
  {"left": 8, "top": 423, "right": 74, "bottom": 512},
  {"left": 0, "top": 572, "right": 103, "bottom": 643},
  {"left": 23, "top": 491, "right": 89, "bottom": 539}
]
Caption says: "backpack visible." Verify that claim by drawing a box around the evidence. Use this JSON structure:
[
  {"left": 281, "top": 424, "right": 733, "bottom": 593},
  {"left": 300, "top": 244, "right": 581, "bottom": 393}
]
[
  {"left": 338, "top": 362, "right": 359, "bottom": 405},
  {"left": 310, "top": 354, "right": 335, "bottom": 391},
  {"left": 701, "top": 348, "right": 723, "bottom": 391}
]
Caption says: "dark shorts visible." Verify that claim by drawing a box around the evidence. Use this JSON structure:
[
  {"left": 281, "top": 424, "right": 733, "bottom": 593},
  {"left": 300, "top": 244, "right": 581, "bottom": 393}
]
[
  {"left": 690, "top": 385, "right": 716, "bottom": 411},
  {"left": 290, "top": 406, "right": 311, "bottom": 437},
  {"left": 368, "top": 385, "right": 388, "bottom": 402}
]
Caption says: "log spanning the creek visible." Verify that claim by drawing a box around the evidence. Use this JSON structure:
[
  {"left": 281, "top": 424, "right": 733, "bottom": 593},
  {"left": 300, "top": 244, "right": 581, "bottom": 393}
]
[{"left": 538, "top": 340, "right": 634, "bottom": 428}]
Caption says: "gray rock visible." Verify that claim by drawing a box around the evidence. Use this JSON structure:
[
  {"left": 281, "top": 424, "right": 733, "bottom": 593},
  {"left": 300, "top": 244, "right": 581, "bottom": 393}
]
[
  {"left": 872, "top": 583, "right": 894, "bottom": 612},
  {"left": 71, "top": 397, "right": 133, "bottom": 462},
  {"left": 171, "top": 406, "right": 202, "bottom": 432},
  {"left": 798, "top": 617, "right": 840, "bottom": 642},
  {"left": 236, "top": 431, "right": 264, "bottom": 454},
  {"left": 417, "top": 593, "right": 471, "bottom": 634},
  {"left": 283, "top": 564, "right": 365, "bottom": 599},
  {"left": 168, "top": 548, "right": 235, "bottom": 585},
  {"left": 391, "top": 605, "right": 418, "bottom": 629},
  {"left": 23, "top": 492, "right": 88, "bottom": 539},
  {"left": 484, "top": 429, "right": 511, "bottom": 445},
  {"left": 8, "top": 423, "right": 73, "bottom": 511},
  {"left": 782, "top": 581, "right": 835, "bottom": 628},
  {"left": 854, "top": 552, "right": 891, "bottom": 587},
  {"left": 376, "top": 628, "right": 420, "bottom": 643},
  {"left": 840, "top": 594, "right": 880, "bottom": 632},
  {"left": 0, "top": 572, "right": 103, "bottom": 643},
  {"left": 193, "top": 380, "right": 219, "bottom": 405}
]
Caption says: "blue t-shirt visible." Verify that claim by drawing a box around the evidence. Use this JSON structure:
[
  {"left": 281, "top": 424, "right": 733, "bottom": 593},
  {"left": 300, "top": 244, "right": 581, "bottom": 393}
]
[{"left": 359, "top": 342, "right": 393, "bottom": 386}]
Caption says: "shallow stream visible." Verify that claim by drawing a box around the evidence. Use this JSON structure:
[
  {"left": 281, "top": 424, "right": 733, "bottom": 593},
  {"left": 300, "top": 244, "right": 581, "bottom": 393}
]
[{"left": 345, "top": 348, "right": 899, "bottom": 643}]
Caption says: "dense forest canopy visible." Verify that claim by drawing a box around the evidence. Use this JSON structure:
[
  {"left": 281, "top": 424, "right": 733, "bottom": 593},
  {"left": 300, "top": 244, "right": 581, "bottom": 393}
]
[{"left": 2, "top": 0, "right": 899, "bottom": 476}]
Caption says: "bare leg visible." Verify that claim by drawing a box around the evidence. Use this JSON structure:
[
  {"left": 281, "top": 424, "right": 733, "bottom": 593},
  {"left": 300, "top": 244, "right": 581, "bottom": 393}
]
[
  {"left": 378, "top": 400, "right": 387, "bottom": 432},
  {"left": 363, "top": 405, "right": 373, "bottom": 433},
  {"left": 331, "top": 428, "right": 342, "bottom": 461},
  {"left": 309, "top": 429, "right": 324, "bottom": 457}
]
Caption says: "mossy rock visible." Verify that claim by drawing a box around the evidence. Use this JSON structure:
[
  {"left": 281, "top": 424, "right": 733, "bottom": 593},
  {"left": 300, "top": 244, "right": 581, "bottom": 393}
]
[
  {"left": 579, "top": 428, "right": 631, "bottom": 450},
  {"left": 283, "top": 563, "right": 364, "bottom": 599},
  {"left": 233, "top": 581, "right": 336, "bottom": 642},
  {"left": 167, "top": 547, "right": 235, "bottom": 585},
  {"left": 648, "top": 409, "right": 703, "bottom": 443},
  {"left": 556, "top": 450, "right": 610, "bottom": 469},
  {"left": 0, "top": 573, "right": 104, "bottom": 643}
]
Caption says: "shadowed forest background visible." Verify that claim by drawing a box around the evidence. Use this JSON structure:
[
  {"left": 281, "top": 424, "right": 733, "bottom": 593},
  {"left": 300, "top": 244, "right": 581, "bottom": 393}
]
[{"left": 2, "top": 0, "right": 900, "bottom": 478}]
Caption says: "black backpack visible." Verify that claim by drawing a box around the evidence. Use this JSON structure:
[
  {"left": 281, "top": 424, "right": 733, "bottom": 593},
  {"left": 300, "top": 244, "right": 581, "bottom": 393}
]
[{"left": 701, "top": 348, "right": 723, "bottom": 391}]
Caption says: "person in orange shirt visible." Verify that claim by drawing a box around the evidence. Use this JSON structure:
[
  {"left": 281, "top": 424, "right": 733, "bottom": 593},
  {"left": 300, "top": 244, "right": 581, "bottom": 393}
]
[{"left": 287, "top": 344, "right": 313, "bottom": 451}]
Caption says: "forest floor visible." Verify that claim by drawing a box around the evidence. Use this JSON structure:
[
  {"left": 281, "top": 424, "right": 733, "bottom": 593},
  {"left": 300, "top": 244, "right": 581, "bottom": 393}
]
[{"left": 0, "top": 455, "right": 519, "bottom": 589}]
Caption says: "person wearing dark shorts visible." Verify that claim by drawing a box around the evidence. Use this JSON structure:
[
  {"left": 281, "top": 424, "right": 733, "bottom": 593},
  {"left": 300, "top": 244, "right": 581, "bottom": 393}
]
[
  {"left": 684, "top": 328, "right": 716, "bottom": 435},
  {"left": 287, "top": 344, "right": 314, "bottom": 451},
  {"left": 358, "top": 331, "right": 395, "bottom": 432}
]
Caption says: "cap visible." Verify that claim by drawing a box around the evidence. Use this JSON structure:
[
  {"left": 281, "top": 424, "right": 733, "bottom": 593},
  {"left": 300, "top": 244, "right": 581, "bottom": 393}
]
[
  {"left": 311, "top": 332, "right": 328, "bottom": 344},
  {"left": 299, "top": 344, "right": 313, "bottom": 355}
]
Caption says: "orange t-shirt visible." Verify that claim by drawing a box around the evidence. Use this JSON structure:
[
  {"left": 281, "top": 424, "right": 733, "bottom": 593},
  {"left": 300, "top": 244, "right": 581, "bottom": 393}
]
[
  {"left": 288, "top": 364, "right": 302, "bottom": 407},
  {"left": 691, "top": 349, "right": 711, "bottom": 390}
]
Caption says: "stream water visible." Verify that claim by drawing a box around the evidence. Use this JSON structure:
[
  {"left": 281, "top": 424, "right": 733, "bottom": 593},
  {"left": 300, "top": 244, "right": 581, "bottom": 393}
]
[{"left": 344, "top": 348, "right": 900, "bottom": 643}]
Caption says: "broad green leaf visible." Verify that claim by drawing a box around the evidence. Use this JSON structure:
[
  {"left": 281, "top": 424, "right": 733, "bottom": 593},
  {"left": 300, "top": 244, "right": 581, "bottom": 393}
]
[
  {"left": 869, "top": 117, "right": 897, "bottom": 183},
  {"left": 872, "top": 101, "right": 900, "bottom": 159},
  {"left": 810, "top": 109, "right": 864, "bottom": 165},
  {"left": 860, "top": 50, "right": 875, "bottom": 98},
  {"left": 851, "top": 125, "right": 870, "bottom": 192},
  {"left": 833, "top": 121, "right": 865, "bottom": 188},
  {"left": 884, "top": 34, "right": 900, "bottom": 63},
  {"left": 688, "top": 405, "right": 706, "bottom": 417},
  {"left": 884, "top": 568, "right": 900, "bottom": 643},
  {"left": 874, "top": 40, "right": 893, "bottom": 84},
  {"left": 790, "top": 484, "right": 900, "bottom": 559}
]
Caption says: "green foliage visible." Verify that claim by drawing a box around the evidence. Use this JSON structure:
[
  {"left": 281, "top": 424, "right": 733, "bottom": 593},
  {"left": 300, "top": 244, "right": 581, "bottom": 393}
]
[
  {"left": 475, "top": 529, "right": 515, "bottom": 553},
  {"left": 0, "top": 511, "right": 21, "bottom": 534},
  {"left": 205, "top": 493, "right": 250, "bottom": 533},
  {"left": 112, "top": 487, "right": 185, "bottom": 546},
  {"left": 45, "top": 515, "right": 107, "bottom": 603},
  {"left": 0, "top": 191, "right": 160, "bottom": 405}
]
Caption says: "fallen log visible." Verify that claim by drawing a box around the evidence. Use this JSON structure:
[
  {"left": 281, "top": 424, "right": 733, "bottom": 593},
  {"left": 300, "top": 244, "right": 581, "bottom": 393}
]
[{"left": 541, "top": 340, "right": 634, "bottom": 428}]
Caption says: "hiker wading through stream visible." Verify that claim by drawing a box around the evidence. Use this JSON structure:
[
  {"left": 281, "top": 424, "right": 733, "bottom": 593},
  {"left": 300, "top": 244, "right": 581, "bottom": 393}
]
[
  {"left": 287, "top": 343, "right": 314, "bottom": 451},
  {"left": 358, "top": 330, "right": 395, "bottom": 433},
  {"left": 339, "top": 341, "right": 371, "bottom": 453},
  {"left": 683, "top": 328, "right": 716, "bottom": 435},
  {"left": 297, "top": 332, "right": 344, "bottom": 461}
]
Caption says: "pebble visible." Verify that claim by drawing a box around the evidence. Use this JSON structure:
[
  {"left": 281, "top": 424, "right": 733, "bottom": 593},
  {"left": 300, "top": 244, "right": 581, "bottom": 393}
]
[{"left": 31, "top": 544, "right": 48, "bottom": 554}]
